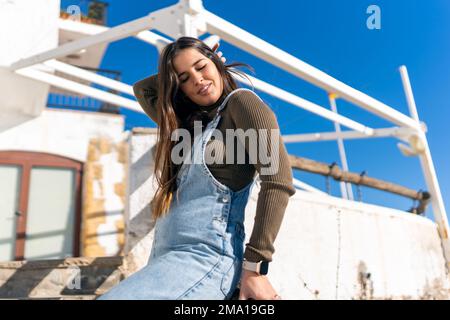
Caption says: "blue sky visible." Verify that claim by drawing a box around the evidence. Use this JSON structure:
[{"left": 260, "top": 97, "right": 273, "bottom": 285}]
[{"left": 61, "top": 0, "right": 450, "bottom": 220}]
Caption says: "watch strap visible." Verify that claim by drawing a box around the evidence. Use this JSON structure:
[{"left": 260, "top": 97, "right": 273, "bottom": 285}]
[{"left": 242, "top": 260, "right": 269, "bottom": 275}]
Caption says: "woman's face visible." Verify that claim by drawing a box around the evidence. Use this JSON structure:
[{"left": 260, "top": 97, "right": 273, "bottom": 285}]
[{"left": 172, "top": 48, "right": 223, "bottom": 107}]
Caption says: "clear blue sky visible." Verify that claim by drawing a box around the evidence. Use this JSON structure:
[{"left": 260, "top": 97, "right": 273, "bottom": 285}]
[{"left": 61, "top": 0, "right": 450, "bottom": 220}]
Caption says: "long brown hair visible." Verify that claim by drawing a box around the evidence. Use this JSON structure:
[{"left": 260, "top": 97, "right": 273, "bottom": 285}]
[{"left": 151, "top": 36, "right": 253, "bottom": 219}]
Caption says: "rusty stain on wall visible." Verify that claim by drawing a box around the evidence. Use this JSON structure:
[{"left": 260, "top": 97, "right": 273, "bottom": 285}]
[
  {"left": 353, "top": 261, "right": 450, "bottom": 300},
  {"left": 355, "top": 261, "right": 374, "bottom": 300}
]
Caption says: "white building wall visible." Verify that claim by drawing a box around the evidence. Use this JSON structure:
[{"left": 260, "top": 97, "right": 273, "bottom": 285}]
[
  {"left": 247, "top": 189, "right": 450, "bottom": 299},
  {"left": 0, "top": 0, "right": 60, "bottom": 67},
  {"left": 123, "top": 128, "right": 158, "bottom": 275},
  {"left": 0, "top": 109, "right": 124, "bottom": 161},
  {"left": 126, "top": 130, "right": 450, "bottom": 299},
  {"left": 0, "top": 0, "right": 60, "bottom": 123}
]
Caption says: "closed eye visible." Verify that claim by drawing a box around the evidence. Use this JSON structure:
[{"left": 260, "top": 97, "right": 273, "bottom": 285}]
[{"left": 180, "top": 64, "right": 207, "bottom": 83}]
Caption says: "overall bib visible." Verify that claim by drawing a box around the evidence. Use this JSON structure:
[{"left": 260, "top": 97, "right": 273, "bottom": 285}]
[{"left": 99, "top": 88, "right": 255, "bottom": 300}]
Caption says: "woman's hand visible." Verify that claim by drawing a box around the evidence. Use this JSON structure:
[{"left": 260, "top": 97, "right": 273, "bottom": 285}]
[
  {"left": 212, "top": 42, "right": 226, "bottom": 63},
  {"left": 238, "top": 269, "right": 282, "bottom": 300}
]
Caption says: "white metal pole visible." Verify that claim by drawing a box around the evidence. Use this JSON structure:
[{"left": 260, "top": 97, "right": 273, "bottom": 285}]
[
  {"left": 399, "top": 65, "right": 450, "bottom": 268},
  {"left": 237, "top": 73, "right": 374, "bottom": 135},
  {"left": 282, "top": 127, "right": 413, "bottom": 143},
  {"left": 58, "top": 18, "right": 173, "bottom": 50},
  {"left": 43, "top": 60, "right": 135, "bottom": 96},
  {"left": 16, "top": 67, "right": 143, "bottom": 113},
  {"left": 10, "top": 15, "right": 156, "bottom": 71},
  {"left": 400, "top": 66, "right": 420, "bottom": 122},
  {"left": 329, "top": 93, "right": 354, "bottom": 200}
]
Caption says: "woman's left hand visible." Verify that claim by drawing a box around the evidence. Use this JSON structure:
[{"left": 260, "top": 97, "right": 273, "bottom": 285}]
[
  {"left": 212, "top": 42, "right": 226, "bottom": 63},
  {"left": 238, "top": 269, "right": 282, "bottom": 300}
]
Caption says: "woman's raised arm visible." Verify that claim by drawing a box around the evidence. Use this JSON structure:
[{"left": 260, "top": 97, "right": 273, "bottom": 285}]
[{"left": 133, "top": 74, "right": 159, "bottom": 125}]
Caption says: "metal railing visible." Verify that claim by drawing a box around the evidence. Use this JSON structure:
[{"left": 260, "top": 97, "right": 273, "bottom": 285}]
[{"left": 47, "top": 65, "right": 121, "bottom": 114}]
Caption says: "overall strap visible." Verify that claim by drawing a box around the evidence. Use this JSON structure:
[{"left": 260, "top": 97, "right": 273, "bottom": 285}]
[{"left": 216, "top": 88, "right": 255, "bottom": 115}]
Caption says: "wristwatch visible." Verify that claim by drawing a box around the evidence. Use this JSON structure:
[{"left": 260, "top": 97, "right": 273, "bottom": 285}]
[{"left": 242, "top": 259, "right": 269, "bottom": 275}]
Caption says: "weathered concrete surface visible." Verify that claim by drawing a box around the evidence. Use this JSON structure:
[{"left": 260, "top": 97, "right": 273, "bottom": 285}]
[
  {"left": 122, "top": 128, "right": 158, "bottom": 276},
  {"left": 0, "top": 257, "right": 124, "bottom": 299},
  {"left": 253, "top": 189, "right": 450, "bottom": 300},
  {"left": 124, "top": 129, "right": 450, "bottom": 300},
  {"left": 82, "top": 137, "right": 129, "bottom": 257}
]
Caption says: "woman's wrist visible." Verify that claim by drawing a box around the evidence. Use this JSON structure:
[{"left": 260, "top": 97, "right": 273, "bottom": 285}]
[{"left": 241, "top": 268, "right": 265, "bottom": 279}]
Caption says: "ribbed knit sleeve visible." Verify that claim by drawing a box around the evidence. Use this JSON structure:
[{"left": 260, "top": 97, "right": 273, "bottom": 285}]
[
  {"left": 133, "top": 74, "right": 159, "bottom": 124},
  {"left": 228, "top": 90, "right": 296, "bottom": 262}
]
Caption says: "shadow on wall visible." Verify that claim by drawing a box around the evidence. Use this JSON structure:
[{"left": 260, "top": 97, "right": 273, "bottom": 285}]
[
  {"left": 125, "top": 200, "right": 156, "bottom": 251},
  {"left": 128, "top": 141, "right": 157, "bottom": 248}
]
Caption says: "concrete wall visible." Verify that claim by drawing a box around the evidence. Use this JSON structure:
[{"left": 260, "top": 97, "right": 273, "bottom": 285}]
[
  {"left": 125, "top": 129, "right": 450, "bottom": 299},
  {"left": 123, "top": 128, "right": 158, "bottom": 275},
  {"left": 0, "top": 0, "right": 60, "bottom": 67},
  {"left": 0, "top": 0, "right": 60, "bottom": 123},
  {"left": 0, "top": 109, "right": 125, "bottom": 161},
  {"left": 248, "top": 189, "right": 450, "bottom": 300}
]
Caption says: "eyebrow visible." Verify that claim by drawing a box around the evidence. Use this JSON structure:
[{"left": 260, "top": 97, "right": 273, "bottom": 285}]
[{"left": 177, "top": 58, "right": 206, "bottom": 77}]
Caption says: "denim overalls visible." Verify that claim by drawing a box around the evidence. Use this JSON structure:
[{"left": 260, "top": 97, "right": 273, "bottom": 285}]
[{"left": 99, "top": 88, "right": 255, "bottom": 300}]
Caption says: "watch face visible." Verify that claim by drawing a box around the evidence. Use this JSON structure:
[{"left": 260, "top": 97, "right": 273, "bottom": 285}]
[{"left": 260, "top": 261, "right": 269, "bottom": 275}]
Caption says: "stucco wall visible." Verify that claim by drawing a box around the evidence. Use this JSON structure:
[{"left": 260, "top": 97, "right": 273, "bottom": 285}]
[
  {"left": 0, "top": 0, "right": 60, "bottom": 122},
  {"left": 123, "top": 128, "right": 158, "bottom": 275},
  {"left": 0, "top": 0, "right": 59, "bottom": 67},
  {"left": 0, "top": 109, "right": 124, "bottom": 161},
  {"left": 247, "top": 189, "right": 450, "bottom": 299}
]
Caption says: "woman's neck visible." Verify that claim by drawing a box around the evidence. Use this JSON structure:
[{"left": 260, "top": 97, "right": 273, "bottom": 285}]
[{"left": 198, "top": 91, "right": 226, "bottom": 113}]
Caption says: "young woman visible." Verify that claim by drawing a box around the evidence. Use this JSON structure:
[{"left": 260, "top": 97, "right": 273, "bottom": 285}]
[{"left": 98, "top": 36, "right": 295, "bottom": 300}]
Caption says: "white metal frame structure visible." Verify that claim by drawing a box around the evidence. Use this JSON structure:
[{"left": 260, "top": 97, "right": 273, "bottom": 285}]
[{"left": 8, "top": 0, "right": 449, "bottom": 267}]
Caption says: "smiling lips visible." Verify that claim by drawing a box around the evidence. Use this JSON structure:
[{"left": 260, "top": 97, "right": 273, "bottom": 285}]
[{"left": 198, "top": 83, "right": 211, "bottom": 95}]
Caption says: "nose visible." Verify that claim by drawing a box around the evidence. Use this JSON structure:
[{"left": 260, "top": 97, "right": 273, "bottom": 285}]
[{"left": 192, "top": 71, "right": 204, "bottom": 86}]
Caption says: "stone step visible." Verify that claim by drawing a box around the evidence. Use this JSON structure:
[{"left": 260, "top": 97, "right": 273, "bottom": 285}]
[
  {"left": 3, "top": 295, "right": 97, "bottom": 300},
  {"left": 0, "top": 256, "right": 124, "bottom": 299}
]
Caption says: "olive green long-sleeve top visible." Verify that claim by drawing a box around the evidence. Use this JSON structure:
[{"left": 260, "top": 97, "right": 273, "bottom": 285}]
[{"left": 133, "top": 74, "right": 296, "bottom": 262}]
